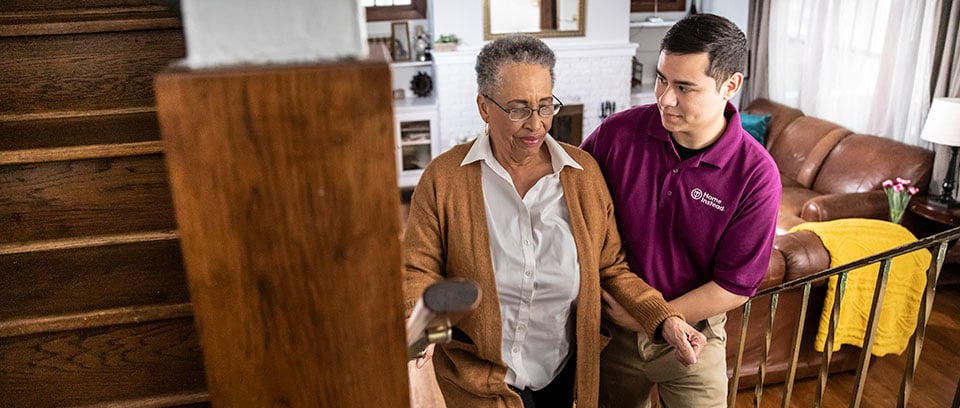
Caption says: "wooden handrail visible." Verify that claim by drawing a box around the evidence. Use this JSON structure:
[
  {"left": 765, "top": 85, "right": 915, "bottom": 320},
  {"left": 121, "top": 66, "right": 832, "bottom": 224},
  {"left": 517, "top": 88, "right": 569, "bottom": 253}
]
[{"left": 406, "top": 279, "right": 481, "bottom": 359}]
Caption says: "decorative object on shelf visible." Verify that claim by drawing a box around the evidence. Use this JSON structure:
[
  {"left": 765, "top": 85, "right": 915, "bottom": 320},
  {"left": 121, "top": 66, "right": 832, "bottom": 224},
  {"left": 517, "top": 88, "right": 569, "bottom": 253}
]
[
  {"left": 434, "top": 33, "right": 459, "bottom": 52},
  {"left": 391, "top": 21, "right": 411, "bottom": 61},
  {"left": 920, "top": 97, "right": 960, "bottom": 206},
  {"left": 393, "top": 88, "right": 406, "bottom": 100},
  {"left": 413, "top": 25, "right": 432, "bottom": 61},
  {"left": 631, "top": 57, "right": 643, "bottom": 87},
  {"left": 646, "top": 0, "right": 663, "bottom": 22},
  {"left": 883, "top": 177, "right": 919, "bottom": 224},
  {"left": 410, "top": 71, "right": 433, "bottom": 97},
  {"left": 600, "top": 101, "right": 616, "bottom": 119}
]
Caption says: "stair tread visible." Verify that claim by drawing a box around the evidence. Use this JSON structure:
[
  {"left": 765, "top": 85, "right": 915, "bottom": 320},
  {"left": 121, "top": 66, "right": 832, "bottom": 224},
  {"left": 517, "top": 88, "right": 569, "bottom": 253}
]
[{"left": 0, "top": 6, "right": 180, "bottom": 36}]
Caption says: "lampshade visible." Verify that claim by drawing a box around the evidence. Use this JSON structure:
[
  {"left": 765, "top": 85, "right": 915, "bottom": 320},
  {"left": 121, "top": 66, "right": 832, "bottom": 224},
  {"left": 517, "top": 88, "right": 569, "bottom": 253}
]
[{"left": 920, "top": 98, "right": 960, "bottom": 146}]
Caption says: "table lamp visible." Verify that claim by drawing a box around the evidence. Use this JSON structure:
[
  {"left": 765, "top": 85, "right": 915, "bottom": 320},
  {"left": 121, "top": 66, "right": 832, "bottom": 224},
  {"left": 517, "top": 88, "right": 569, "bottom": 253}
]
[{"left": 921, "top": 97, "right": 960, "bottom": 206}]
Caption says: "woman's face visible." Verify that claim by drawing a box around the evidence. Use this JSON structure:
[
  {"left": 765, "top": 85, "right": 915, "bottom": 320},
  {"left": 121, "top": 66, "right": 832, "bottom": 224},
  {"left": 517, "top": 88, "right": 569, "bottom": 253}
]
[{"left": 477, "top": 62, "right": 554, "bottom": 164}]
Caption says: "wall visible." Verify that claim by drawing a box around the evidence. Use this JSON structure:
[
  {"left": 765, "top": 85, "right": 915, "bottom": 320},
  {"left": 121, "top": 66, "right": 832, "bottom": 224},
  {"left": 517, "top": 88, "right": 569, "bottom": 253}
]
[
  {"left": 181, "top": 0, "right": 367, "bottom": 68},
  {"left": 429, "top": 0, "right": 636, "bottom": 150}
]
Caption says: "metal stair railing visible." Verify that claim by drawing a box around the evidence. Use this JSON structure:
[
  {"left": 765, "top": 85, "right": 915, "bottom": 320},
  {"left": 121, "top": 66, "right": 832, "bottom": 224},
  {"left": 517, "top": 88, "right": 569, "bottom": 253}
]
[{"left": 729, "top": 225, "right": 960, "bottom": 408}]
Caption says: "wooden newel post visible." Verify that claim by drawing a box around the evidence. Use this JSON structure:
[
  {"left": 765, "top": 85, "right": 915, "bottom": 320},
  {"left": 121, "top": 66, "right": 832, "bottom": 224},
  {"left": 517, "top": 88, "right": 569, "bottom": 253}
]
[{"left": 154, "top": 58, "right": 410, "bottom": 407}]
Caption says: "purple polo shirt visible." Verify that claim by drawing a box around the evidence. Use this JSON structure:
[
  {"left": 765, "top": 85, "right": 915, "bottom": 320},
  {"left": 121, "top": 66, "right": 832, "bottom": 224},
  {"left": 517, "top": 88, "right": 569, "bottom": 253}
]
[{"left": 581, "top": 102, "right": 780, "bottom": 300}]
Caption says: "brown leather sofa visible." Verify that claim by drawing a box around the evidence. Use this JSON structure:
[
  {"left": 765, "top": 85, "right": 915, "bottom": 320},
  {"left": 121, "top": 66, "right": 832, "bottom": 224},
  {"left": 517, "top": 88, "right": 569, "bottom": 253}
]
[{"left": 725, "top": 98, "right": 935, "bottom": 389}]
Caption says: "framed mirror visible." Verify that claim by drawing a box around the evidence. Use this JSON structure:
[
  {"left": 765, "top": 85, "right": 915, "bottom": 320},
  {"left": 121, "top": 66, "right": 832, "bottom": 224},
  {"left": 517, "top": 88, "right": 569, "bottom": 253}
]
[{"left": 484, "top": 0, "right": 586, "bottom": 40}]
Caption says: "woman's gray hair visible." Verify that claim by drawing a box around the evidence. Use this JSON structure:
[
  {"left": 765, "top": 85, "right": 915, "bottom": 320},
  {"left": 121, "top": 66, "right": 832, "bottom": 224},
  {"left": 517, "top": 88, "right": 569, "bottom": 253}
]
[{"left": 475, "top": 34, "right": 556, "bottom": 96}]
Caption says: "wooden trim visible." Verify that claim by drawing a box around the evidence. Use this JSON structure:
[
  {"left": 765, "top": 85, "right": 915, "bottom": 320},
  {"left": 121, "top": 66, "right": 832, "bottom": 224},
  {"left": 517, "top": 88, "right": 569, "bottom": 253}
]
[
  {"left": 77, "top": 392, "right": 210, "bottom": 408},
  {"left": 0, "top": 230, "right": 179, "bottom": 256},
  {"left": 0, "top": 106, "right": 157, "bottom": 122},
  {"left": 0, "top": 303, "right": 194, "bottom": 338},
  {"left": 0, "top": 141, "right": 164, "bottom": 165},
  {"left": 365, "top": 0, "right": 427, "bottom": 22},
  {"left": 630, "top": 0, "right": 686, "bottom": 13},
  {"left": 0, "top": 6, "right": 181, "bottom": 37}
]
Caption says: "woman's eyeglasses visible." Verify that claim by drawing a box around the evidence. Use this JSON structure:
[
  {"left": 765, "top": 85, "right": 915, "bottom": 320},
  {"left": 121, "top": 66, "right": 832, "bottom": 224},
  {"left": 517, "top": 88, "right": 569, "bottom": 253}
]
[{"left": 482, "top": 94, "right": 563, "bottom": 122}]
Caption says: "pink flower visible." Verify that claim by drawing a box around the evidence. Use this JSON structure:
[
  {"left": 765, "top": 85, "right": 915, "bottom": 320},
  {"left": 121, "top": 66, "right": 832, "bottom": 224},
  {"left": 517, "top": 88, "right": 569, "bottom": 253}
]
[
  {"left": 883, "top": 179, "right": 894, "bottom": 188},
  {"left": 897, "top": 177, "right": 912, "bottom": 185},
  {"left": 908, "top": 186, "right": 920, "bottom": 195},
  {"left": 894, "top": 184, "right": 904, "bottom": 192}
]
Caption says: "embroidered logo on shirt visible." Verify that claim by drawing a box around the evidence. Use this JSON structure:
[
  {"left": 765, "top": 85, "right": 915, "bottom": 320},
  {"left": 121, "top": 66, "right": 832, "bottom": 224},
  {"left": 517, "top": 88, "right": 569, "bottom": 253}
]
[{"left": 690, "top": 188, "right": 726, "bottom": 212}]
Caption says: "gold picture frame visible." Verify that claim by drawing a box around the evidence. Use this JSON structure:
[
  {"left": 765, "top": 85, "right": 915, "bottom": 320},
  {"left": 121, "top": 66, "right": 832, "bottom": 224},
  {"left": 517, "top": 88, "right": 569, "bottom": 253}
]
[{"left": 391, "top": 21, "right": 411, "bottom": 62}]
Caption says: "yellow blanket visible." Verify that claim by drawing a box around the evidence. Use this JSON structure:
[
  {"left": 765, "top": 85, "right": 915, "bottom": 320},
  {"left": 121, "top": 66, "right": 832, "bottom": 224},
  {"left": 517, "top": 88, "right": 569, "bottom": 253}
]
[{"left": 789, "top": 218, "right": 929, "bottom": 356}]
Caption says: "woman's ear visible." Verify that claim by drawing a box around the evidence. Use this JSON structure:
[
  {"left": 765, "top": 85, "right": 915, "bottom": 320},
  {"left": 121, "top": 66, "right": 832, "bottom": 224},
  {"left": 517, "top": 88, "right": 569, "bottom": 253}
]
[{"left": 477, "top": 94, "right": 490, "bottom": 122}]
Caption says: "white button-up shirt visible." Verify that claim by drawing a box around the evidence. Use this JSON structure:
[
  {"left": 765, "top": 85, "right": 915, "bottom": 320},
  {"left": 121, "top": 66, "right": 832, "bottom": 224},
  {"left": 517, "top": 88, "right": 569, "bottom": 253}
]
[{"left": 461, "top": 133, "right": 582, "bottom": 390}]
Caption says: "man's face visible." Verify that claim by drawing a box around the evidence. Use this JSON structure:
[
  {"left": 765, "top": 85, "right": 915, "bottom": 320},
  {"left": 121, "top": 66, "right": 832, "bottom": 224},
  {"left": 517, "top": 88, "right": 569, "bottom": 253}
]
[{"left": 655, "top": 51, "right": 738, "bottom": 138}]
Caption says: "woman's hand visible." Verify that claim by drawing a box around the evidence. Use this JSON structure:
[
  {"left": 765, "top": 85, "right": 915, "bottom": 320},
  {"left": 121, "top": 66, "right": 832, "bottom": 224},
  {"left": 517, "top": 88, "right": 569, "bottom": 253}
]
[
  {"left": 600, "top": 289, "right": 644, "bottom": 332},
  {"left": 660, "top": 316, "right": 706, "bottom": 366},
  {"left": 416, "top": 343, "right": 436, "bottom": 369}
]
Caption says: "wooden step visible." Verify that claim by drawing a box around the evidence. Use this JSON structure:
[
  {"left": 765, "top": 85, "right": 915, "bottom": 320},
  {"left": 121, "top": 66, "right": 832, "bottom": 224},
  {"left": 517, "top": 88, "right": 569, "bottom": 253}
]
[
  {"left": 0, "top": 6, "right": 180, "bottom": 37},
  {"left": 0, "top": 236, "right": 186, "bottom": 322},
  {"left": 1, "top": 154, "right": 177, "bottom": 244},
  {"left": 78, "top": 392, "right": 210, "bottom": 408},
  {"left": 0, "top": 317, "right": 207, "bottom": 407},
  {"left": 0, "top": 110, "right": 161, "bottom": 151},
  {"left": 0, "top": 27, "right": 185, "bottom": 117},
  {"left": 0, "top": 303, "right": 193, "bottom": 338}
]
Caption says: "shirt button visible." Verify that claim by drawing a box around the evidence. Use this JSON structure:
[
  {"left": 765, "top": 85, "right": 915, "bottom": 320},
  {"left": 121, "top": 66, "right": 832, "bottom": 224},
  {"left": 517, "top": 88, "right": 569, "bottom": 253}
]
[
  {"left": 513, "top": 347, "right": 520, "bottom": 353},
  {"left": 524, "top": 270, "right": 532, "bottom": 277},
  {"left": 518, "top": 324, "right": 526, "bottom": 331},
  {"left": 666, "top": 191, "right": 673, "bottom": 196},
  {"left": 523, "top": 240, "right": 530, "bottom": 246},
  {"left": 673, "top": 169, "right": 679, "bottom": 173}
]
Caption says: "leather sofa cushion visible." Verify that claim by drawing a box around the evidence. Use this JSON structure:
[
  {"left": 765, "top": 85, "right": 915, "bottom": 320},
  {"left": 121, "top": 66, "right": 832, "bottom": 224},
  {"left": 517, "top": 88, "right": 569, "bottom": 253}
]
[
  {"left": 767, "top": 116, "right": 851, "bottom": 188},
  {"left": 742, "top": 98, "right": 804, "bottom": 149},
  {"left": 777, "top": 186, "right": 821, "bottom": 233},
  {"left": 812, "top": 134, "right": 935, "bottom": 194}
]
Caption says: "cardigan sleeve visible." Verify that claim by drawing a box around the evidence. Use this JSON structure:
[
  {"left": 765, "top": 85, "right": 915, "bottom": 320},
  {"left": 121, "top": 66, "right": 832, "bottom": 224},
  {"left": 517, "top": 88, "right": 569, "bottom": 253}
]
[
  {"left": 402, "top": 165, "right": 447, "bottom": 317},
  {"left": 597, "top": 200, "right": 681, "bottom": 340}
]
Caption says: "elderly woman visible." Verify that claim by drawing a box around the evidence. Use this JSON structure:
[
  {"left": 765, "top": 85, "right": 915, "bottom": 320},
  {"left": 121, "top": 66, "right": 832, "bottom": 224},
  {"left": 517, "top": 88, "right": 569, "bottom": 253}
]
[{"left": 403, "top": 35, "right": 704, "bottom": 408}]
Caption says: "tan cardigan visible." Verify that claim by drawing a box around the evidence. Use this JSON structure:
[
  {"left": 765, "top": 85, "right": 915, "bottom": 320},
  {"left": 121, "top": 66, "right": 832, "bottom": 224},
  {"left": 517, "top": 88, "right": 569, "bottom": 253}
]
[{"left": 403, "top": 141, "right": 679, "bottom": 408}]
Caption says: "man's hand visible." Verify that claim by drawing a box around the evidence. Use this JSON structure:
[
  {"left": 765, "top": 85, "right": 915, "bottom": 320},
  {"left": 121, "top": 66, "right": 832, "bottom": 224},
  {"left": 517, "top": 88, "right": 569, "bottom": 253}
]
[
  {"left": 661, "top": 316, "right": 706, "bottom": 366},
  {"left": 601, "top": 289, "right": 644, "bottom": 332}
]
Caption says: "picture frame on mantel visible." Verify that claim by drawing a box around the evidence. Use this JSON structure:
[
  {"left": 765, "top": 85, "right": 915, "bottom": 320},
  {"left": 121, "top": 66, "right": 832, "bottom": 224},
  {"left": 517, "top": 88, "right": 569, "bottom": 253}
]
[
  {"left": 391, "top": 22, "right": 411, "bottom": 62},
  {"left": 630, "top": 0, "right": 685, "bottom": 12}
]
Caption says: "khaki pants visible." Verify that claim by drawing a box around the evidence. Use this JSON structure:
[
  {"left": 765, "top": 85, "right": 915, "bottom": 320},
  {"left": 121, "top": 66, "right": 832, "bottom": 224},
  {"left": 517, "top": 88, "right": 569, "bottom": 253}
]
[{"left": 599, "top": 314, "right": 728, "bottom": 408}]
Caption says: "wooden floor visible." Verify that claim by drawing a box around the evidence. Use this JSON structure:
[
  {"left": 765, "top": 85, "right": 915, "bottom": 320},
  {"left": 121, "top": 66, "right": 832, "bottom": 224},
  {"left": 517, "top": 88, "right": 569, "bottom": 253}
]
[
  {"left": 408, "top": 285, "right": 960, "bottom": 408},
  {"left": 734, "top": 284, "right": 960, "bottom": 408}
]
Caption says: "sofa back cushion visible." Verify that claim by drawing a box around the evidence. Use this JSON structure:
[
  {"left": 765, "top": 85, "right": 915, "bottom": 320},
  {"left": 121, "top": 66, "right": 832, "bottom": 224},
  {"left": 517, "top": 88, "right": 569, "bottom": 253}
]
[
  {"left": 812, "top": 134, "right": 935, "bottom": 194},
  {"left": 768, "top": 116, "right": 852, "bottom": 188},
  {"left": 743, "top": 98, "right": 804, "bottom": 148}
]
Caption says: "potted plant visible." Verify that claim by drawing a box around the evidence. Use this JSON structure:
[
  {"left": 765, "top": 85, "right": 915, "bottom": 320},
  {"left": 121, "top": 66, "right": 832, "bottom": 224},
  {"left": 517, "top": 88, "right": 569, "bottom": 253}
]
[{"left": 434, "top": 34, "right": 460, "bottom": 52}]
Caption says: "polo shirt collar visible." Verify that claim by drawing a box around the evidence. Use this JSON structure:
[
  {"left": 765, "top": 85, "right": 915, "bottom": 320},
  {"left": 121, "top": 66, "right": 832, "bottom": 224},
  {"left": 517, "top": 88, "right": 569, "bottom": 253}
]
[
  {"left": 647, "top": 101, "right": 743, "bottom": 169},
  {"left": 461, "top": 131, "right": 584, "bottom": 173}
]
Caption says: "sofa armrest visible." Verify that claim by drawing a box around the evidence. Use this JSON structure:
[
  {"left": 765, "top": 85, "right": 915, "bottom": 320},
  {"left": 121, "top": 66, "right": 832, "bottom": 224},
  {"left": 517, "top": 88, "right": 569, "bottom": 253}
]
[
  {"left": 800, "top": 190, "right": 889, "bottom": 222},
  {"left": 773, "top": 230, "right": 831, "bottom": 283}
]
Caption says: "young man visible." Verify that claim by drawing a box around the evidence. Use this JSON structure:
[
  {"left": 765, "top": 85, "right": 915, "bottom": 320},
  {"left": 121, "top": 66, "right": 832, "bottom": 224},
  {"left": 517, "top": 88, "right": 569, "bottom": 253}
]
[{"left": 581, "top": 14, "right": 781, "bottom": 407}]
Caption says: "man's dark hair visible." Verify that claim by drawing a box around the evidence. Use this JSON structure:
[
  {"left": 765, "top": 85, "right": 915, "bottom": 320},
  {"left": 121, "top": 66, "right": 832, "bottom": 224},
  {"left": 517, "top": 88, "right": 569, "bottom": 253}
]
[{"left": 660, "top": 13, "right": 747, "bottom": 90}]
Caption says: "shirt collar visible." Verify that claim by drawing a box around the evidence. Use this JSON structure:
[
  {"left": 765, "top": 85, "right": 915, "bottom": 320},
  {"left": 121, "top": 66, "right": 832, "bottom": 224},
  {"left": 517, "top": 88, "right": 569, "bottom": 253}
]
[{"left": 461, "top": 131, "right": 584, "bottom": 173}]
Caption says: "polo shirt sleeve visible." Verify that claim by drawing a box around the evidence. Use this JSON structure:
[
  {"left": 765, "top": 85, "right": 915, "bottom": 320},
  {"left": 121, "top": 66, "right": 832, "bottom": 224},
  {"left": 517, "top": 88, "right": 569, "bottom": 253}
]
[{"left": 712, "top": 164, "right": 781, "bottom": 297}]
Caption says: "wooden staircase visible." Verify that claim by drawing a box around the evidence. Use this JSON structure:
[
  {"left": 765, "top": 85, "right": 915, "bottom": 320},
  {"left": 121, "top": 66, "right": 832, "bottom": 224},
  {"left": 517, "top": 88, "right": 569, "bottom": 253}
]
[{"left": 0, "top": 1, "right": 209, "bottom": 406}]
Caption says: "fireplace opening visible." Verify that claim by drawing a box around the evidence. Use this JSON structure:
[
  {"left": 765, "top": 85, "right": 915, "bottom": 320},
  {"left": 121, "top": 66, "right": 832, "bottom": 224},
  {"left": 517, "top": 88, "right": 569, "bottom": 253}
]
[{"left": 551, "top": 104, "right": 584, "bottom": 146}]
